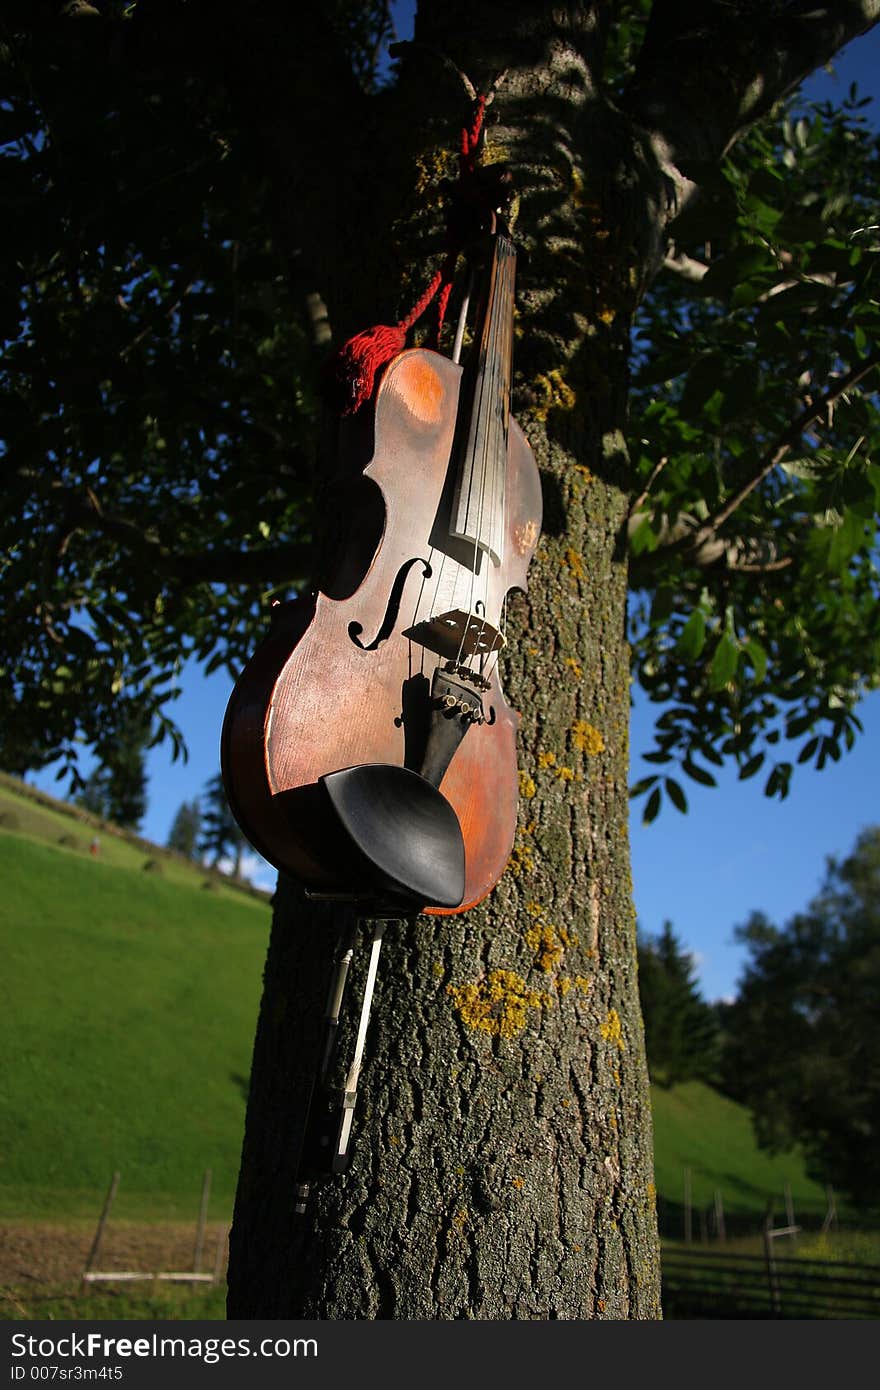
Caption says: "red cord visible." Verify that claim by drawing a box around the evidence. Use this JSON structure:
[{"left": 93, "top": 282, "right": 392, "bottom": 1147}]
[{"left": 328, "top": 95, "right": 488, "bottom": 415}]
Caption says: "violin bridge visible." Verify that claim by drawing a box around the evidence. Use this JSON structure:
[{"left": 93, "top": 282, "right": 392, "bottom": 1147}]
[{"left": 402, "top": 609, "right": 504, "bottom": 660}]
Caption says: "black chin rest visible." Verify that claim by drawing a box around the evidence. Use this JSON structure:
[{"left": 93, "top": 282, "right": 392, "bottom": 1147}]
[{"left": 320, "top": 764, "right": 465, "bottom": 910}]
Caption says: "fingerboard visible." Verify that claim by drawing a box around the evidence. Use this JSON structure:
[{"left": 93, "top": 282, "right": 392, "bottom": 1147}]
[{"left": 449, "top": 234, "right": 516, "bottom": 566}]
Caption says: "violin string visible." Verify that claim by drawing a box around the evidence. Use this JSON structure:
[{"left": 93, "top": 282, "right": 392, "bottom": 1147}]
[
  {"left": 457, "top": 257, "right": 490, "bottom": 673},
  {"left": 481, "top": 244, "right": 514, "bottom": 691},
  {"left": 472, "top": 238, "right": 509, "bottom": 679},
  {"left": 466, "top": 277, "right": 493, "bottom": 674}
]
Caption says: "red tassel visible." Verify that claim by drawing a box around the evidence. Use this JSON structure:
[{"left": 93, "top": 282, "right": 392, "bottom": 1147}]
[
  {"left": 327, "top": 96, "right": 487, "bottom": 416},
  {"left": 328, "top": 323, "right": 407, "bottom": 416}
]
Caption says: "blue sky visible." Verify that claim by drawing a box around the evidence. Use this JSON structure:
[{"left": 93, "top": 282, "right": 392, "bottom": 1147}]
[{"left": 28, "top": 20, "right": 880, "bottom": 1004}]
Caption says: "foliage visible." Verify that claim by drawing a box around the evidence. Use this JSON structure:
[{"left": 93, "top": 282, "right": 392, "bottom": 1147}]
[
  {"left": 197, "top": 773, "right": 246, "bottom": 875},
  {"left": 167, "top": 798, "right": 202, "bottom": 860},
  {"left": 0, "top": 2, "right": 318, "bottom": 784},
  {"left": 71, "top": 703, "right": 149, "bottom": 828},
  {"left": 629, "top": 91, "right": 880, "bottom": 820},
  {"left": 720, "top": 826, "right": 880, "bottom": 1207},
  {"left": 637, "top": 921, "right": 720, "bottom": 1085},
  {"left": 0, "top": 5, "right": 877, "bottom": 815}
]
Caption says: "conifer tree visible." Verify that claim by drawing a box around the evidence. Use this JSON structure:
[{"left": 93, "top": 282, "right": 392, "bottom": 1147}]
[
  {"left": 637, "top": 922, "right": 720, "bottom": 1085},
  {"left": 198, "top": 774, "right": 247, "bottom": 876},
  {"left": 167, "top": 799, "right": 202, "bottom": 860}
]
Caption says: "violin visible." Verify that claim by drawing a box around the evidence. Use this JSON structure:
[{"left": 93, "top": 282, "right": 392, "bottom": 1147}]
[{"left": 222, "top": 227, "right": 542, "bottom": 915}]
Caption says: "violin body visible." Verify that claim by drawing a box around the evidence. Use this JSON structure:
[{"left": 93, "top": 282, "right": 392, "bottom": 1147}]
[{"left": 222, "top": 237, "right": 542, "bottom": 913}]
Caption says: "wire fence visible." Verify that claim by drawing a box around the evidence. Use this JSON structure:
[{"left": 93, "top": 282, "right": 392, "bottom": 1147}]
[{"left": 662, "top": 1245, "right": 880, "bottom": 1319}]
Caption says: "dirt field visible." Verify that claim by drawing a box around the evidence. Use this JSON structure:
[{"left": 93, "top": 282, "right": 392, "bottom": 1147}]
[{"left": 0, "top": 1221, "right": 229, "bottom": 1320}]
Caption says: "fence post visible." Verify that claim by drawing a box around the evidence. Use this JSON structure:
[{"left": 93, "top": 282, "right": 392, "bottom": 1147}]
[
  {"left": 193, "top": 1169, "right": 212, "bottom": 1273},
  {"left": 212, "top": 1226, "right": 229, "bottom": 1286},
  {"left": 763, "top": 1211, "right": 782, "bottom": 1317},
  {"left": 784, "top": 1180, "right": 796, "bottom": 1238},
  {"left": 714, "top": 1188, "right": 726, "bottom": 1243},
  {"left": 821, "top": 1184, "right": 838, "bottom": 1234},
  {"left": 81, "top": 1171, "right": 120, "bottom": 1288},
  {"left": 683, "top": 1167, "right": 693, "bottom": 1244}
]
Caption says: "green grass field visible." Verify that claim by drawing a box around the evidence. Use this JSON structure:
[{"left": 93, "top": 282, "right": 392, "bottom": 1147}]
[
  {"left": 650, "top": 1080, "right": 830, "bottom": 1231},
  {"left": 1, "top": 807, "right": 270, "bottom": 1222},
  {"left": 0, "top": 777, "right": 847, "bottom": 1239}
]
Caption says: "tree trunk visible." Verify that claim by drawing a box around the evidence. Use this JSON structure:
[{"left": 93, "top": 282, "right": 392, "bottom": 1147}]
[{"left": 227, "top": 4, "right": 664, "bottom": 1319}]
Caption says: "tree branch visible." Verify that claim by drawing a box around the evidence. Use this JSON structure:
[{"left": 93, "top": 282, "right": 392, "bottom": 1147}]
[
  {"left": 662, "top": 248, "right": 708, "bottom": 282},
  {"left": 630, "top": 352, "right": 880, "bottom": 572},
  {"left": 622, "top": 3, "right": 880, "bottom": 215},
  {"left": 690, "top": 352, "right": 880, "bottom": 548},
  {"left": 52, "top": 488, "right": 311, "bottom": 586}
]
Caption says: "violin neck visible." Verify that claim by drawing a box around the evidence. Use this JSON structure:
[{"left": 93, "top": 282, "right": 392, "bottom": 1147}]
[{"left": 450, "top": 233, "right": 516, "bottom": 567}]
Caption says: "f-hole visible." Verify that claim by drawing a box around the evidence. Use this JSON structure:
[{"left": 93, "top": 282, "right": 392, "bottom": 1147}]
[{"left": 348, "top": 556, "right": 432, "bottom": 651}]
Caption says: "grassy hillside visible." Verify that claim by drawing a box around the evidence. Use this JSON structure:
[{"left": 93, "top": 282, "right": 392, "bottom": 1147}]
[
  {"left": 0, "top": 775, "right": 837, "bottom": 1236},
  {"left": 0, "top": 774, "right": 267, "bottom": 904},
  {"left": 1, "top": 827, "right": 269, "bottom": 1221},
  {"left": 650, "top": 1080, "right": 830, "bottom": 1235}
]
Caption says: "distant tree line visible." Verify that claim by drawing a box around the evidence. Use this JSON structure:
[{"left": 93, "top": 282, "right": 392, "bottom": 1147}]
[
  {"left": 719, "top": 826, "right": 880, "bottom": 1210},
  {"left": 640, "top": 825, "right": 880, "bottom": 1210},
  {"left": 167, "top": 773, "right": 248, "bottom": 878},
  {"left": 73, "top": 704, "right": 151, "bottom": 829}
]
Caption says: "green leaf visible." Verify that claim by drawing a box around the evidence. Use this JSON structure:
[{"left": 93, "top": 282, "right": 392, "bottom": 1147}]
[
  {"left": 679, "top": 353, "right": 725, "bottom": 417},
  {"left": 739, "top": 752, "right": 765, "bottom": 780},
  {"left": 797, "top": 737, "right": 819, "bottom": 764},
  {"left": 629, "top": 514, "right": 660, "bottom": 556},
  {"left": 700, "top": 246, "right": 770, "bottom": 298},
  {"left": 683, "top": 757, "right": 717, "bottom": 788},
  {"left": 650, "top": 586, "right": 675, "bottom": 627},
  {"left": 665, "top": 778, "right": 688, "bottom": 814},
  {"left": 676, "top": 609, "right": 707, "bottom": 661},
  {"left": 708, "top": 632, "right": 739, "bottom": 691},
  {"left": 630, "top": 775, "right": 659, "bottom": 799},
  {"left": 642, "top": 786, "right": 662, "bottom": 824},
  {"left": 743, "top": 638, "right": 768, "bottom": 684}
]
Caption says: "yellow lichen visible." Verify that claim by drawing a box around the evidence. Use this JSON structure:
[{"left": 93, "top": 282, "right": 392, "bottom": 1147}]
[
  {"left": 414, "top": 146, "right": 456, "bottom": 198},
  {"left": 432, "top": 960, "right": 444, "bottom": 978},
  {"left": 564, "top": 548, "right": 586, "bottom": 582},
  {"left": 524, "top": 920, "right": 566, "bottom": 973},
  {"left": 601, "top": 1007, "right": 626, "bottom": 1052},
  {"left": 556, "top": 976, "right": 572, "bottom": 996},
  {"left": 507, "top": 843, "right": 534, "bottom": 877},
  {"left": 572, "top": 720, "right": 605, "bottom": 757},
  {"left": 526, "top": 901, "right": 544, "bottom": 918},
  {"left": 573, "top": 975, "right": 592, "bottom": 995},
  {"left": 531, "top": 368, "right": 577, "bottom": 423},
  {"left": 447, "top": 969, "right": 552, "bottom": 1039},
  {"left": 511, "top": 1176, "right": 524, "bottom": 1190},
  {"left": 537, "top": 750, "right": 557, "bottom": 768},
  {"left": 518, "top": 770, "right": 537, "bottom": 800},
  {"left": 553, "top": 764, "right": 575, "bottom": 782},
  {"left": 564, "top": 656, "right": 583, "bottom": 680}
]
